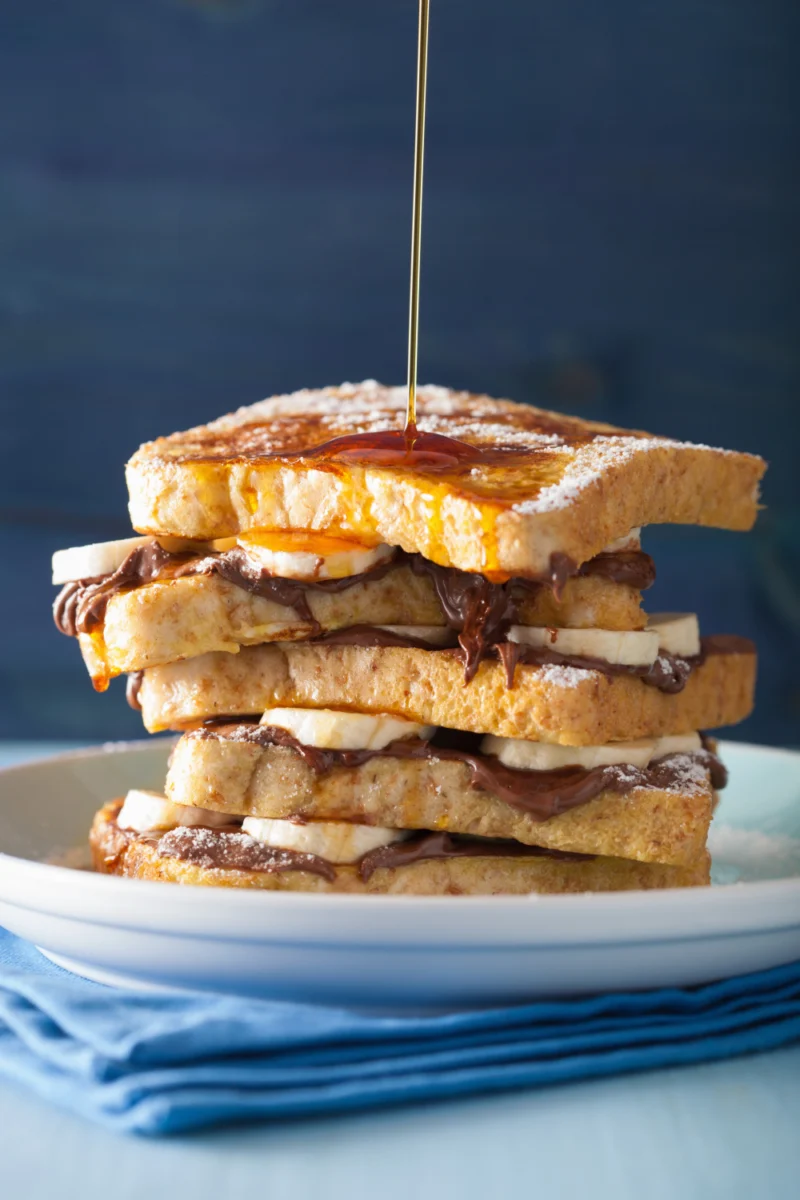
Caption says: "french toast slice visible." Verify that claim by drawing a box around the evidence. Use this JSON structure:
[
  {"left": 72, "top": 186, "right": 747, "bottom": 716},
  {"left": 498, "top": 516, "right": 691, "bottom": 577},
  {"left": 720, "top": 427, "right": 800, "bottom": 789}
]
[
  {"left": 90, "top": 801, "right": 710, "bottom": 894},
  {"left": 78, "top": 567, "right": 646, "bottom": 685},
  {"left": 126, "top": 382, "right": 765, "bottom": 578},
  {"left": 136, "top": 639, "right": 756, "bottom": 741},
  {"left": 166, "top": 729, "right": 715, "bottom": 866}
]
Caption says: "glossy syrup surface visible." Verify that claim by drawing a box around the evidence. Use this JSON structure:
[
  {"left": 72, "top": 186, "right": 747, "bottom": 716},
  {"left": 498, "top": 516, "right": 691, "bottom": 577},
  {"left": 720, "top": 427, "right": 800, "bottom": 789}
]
[
  {"left": 302, "top": 424, "right": 512, "bottom": 471},
  {"left": 165, "top": 388, "right": 630, "bottom": 509}
]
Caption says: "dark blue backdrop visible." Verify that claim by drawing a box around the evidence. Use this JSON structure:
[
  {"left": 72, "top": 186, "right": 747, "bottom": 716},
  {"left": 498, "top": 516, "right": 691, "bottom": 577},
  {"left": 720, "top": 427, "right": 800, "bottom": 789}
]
[{"left": 1, "top": 0, "right": 798, "bottom": 742}]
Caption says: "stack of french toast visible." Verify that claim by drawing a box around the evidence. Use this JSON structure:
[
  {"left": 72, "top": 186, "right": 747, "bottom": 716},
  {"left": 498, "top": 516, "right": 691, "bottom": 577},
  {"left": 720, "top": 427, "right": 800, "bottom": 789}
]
[{"left": 52, "top": 382, "right": 764, "bottom": 895}]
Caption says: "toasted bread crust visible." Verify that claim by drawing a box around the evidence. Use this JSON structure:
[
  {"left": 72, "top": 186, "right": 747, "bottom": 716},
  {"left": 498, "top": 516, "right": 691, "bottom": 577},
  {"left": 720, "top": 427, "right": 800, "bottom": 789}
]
[
  {"left": 79, "top": 567, "right": 645, "bottom": 683},
  {"left": 138, "top": 642, "right": 756, "bottom": 742},
  {"left": 166, "top": 734, "right": 714, "bottom": 866},
  {"left": 90, "top": 802, "right": 709, "bottom": 894},
  {"left": 126, "top": 383, "right": 765, "bottom": 577}
]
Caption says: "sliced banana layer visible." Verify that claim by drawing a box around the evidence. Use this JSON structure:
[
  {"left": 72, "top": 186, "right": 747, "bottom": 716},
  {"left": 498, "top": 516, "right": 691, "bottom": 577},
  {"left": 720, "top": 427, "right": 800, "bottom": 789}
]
[
  {"left": 237, "top": 531, "right": 395, "bottom": 581},
  {"left": 242, "top": 817, "right": 407, "bottom": 864},
  {"left": 117, "top": 789, "right": 232, "bottom": 833},
  {"left": 509, "top": 613, "right": 701, "bottom": 668},
  {"left": 507, "top": 624, "right": 660, "bottom": 667},
  {"left": 480, "top": 732, "right": 703, "bottom": 772},
  {"left": 52, "top": 536, "right": 153, "bottom": 585},
  {"left": 649, "top": 733, "right": 703, "bottom": 758},
  {"left": 646, "top": 613, "right": 701, "bottom": 658},
  {"left": 52, "top": 530, "right": 396, "bottom": 586},
  {"left": 259, "top": 707, "right": 435, "bottom": 750}
]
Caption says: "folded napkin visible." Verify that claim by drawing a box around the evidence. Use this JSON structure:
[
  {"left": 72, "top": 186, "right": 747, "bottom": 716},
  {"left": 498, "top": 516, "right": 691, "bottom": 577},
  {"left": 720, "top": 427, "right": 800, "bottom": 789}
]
[{"left": 1, "top": 929, "right": 798, "bottom": 1136}]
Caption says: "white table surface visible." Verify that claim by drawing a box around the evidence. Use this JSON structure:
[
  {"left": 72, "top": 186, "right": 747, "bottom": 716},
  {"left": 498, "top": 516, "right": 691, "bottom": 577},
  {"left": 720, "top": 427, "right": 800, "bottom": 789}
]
[{"left": 1, "top": 742, "right": 798, "bottom": 1200}]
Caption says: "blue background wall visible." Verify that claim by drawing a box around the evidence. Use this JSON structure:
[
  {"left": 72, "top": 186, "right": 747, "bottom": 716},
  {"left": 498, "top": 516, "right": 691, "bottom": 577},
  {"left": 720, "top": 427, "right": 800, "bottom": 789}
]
[{"left": 0, "top": 0, "right": 798, "bottom": 743}]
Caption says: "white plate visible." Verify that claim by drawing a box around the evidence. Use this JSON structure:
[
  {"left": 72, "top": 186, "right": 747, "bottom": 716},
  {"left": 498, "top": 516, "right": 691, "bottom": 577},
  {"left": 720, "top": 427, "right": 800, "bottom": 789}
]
[{"left": 0, "top": 740, "right": 799, "bottom": 1008}]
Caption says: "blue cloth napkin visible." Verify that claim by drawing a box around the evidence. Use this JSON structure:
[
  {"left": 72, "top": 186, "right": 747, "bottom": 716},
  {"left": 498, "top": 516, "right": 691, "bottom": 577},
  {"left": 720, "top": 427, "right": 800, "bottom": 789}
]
[{"left": 1, "top": 930, "right": 798, "bottom": 1137}]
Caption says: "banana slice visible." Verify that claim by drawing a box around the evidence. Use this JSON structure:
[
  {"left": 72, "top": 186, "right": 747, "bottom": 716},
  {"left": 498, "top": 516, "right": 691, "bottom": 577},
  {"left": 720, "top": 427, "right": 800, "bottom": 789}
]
[
  {"left": 237, "top": 531, "right": 395, "bottom": 581},
  {"left": 375, "top": 625, "right": 454, "bottom": 646},
  {"left": 480, "top": 731, "right": 704, "bottom": 771},
  {"left": 259, "top": 707, "right": 434, "bottom": 750},
  {"left": 480, "top": 735, "right": 656, "bottom": 771},
  {"left": 117, "top": 789, "right": 232, "bottom": 833},
  {"left": 651, "top": 732, "right": 703, "bottom": 758},
  {"left": 507, "top": 625, "right": 659, "bottom": 667},
  {"left": 601, "top": 527, "right": 642, "bottom": 553},
  {"left": 646, "top": 613, "right": 701, "bottom": 658},
  {"left": 242, "top": 817, "right": 407, "bottom": 864},
  {"left": 52, "top": 536, "right": 153, "bottom": 585}
]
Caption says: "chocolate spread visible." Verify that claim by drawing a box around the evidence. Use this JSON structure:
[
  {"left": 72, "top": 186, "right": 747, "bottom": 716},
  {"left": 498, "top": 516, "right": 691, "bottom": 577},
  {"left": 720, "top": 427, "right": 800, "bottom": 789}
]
[
  {"left": 54, "top": 543, "right": 330, "bottom": 639},
  {"left": 407, "top": 551, "right": 656, "bottom": 681},
  {"left": 495, "top": 640, "right": 699, "bottom": 692},
  {"left": 105, "top": 803, "right": 594, "bottom": 880},
  {"left": 54, "top": 542, "right": 186, "bottom": 637},
  {"left": 311, "top": 625, "right": 456, "bottom": 651},
  {"left": 56, "top": 539, "right": 751, "bottom": 694},
  {"left": 357, "top": 832, "right": 593, "bottom": 881},
  {"left": 53, "top": 543, "right": 403, "bottom": 639},
  {"left": 156, "top": 825, "right": 337, "bottom": 880},
  {"left": 301, "top": 631, "right": 751, "bottom": 695},
  {"left": 52, "top": 539, "right": 655, "bottom": 685},
  {"left": 194, "top": 723, "right": 727, "bottom": 820},
  {"left": 104, "top": 804, "right": 337, "bottom": 881},
  {"left": 409, "top": 557, "right": 516, "bottom": 681}
]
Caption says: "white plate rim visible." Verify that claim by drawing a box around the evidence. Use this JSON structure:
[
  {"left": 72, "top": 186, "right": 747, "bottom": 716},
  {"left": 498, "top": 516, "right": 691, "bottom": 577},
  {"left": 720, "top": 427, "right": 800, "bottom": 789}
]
[{"left": 0, "top": 739, "right": 799, "bottom": 949}]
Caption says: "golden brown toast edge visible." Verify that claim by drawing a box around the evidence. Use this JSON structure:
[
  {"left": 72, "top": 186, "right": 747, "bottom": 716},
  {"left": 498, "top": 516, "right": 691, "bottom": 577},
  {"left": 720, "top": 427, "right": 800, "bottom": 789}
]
[
  {"left": 90, "top": 801, "right": 710, "bottom": 894},
  {"left": 166, "top": 732, "right": 714, "bottom": 866},
  {"left": 126, "top": 384, "right": 766, "bottom": 577},
  {"left": 136, "top": 641, "right": 756, "bottom": 742}
]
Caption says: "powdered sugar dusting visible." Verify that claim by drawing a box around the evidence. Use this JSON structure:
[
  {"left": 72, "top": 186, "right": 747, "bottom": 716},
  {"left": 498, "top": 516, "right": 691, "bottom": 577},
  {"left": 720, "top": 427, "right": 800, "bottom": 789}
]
[
  {"left": 653, "top": 752, "right": 709, "bottom": 794},
  {"left": 536, "top": 664, "right": 595, "bottom": 688},
  {"left": 515, "top": 437, "right": 649, "bottom": 514},
  {"left": 157, "top": 825, "right": 334, "bottom": 878},
  {"left": 209, "top": 382, "right": 524, "bottom": 431},
  {"left": 159, "top": 825, "right": 249, "bottom": 868}
]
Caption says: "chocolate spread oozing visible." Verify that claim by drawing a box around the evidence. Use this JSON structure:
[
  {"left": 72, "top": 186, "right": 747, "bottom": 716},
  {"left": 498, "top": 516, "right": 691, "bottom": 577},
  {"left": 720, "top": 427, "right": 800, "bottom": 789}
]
[
  {"left": 54, "top": 542, "right": 331, "bottom": 639},
  {"left": 408, "top": 557, "right": 517, "bottom": 681},
  {"left": 54, "top": 542, "right": 186, "bottom": 637},
  {"left": 56, "top": 539, "right": 752, "bottom": 694},
  {"left": 53, "top": 543, "right": 403, "bottom": 639},
  {"left": 52, "top": 541, "right": 655, "bottom": 684},
  {"left": 195, "top": 723, "right": 727, "bottom": 820}
]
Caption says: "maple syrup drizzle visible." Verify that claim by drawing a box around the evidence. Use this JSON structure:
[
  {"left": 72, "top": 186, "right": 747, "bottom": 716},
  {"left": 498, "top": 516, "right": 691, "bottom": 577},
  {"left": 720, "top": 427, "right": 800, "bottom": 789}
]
[
  {"left": 251, "top": 2, "right": 537, "bottom": 475},
  {"left": 405, "top": 0, "right": 430, "bottom": 444},
  {"left": 284, "top": 0, "right": 509, "bottom": 473}
]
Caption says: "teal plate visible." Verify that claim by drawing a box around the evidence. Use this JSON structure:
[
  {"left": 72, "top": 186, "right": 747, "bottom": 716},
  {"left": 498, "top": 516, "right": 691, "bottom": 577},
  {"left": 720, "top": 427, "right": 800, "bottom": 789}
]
[{"left": 710, "top": 743, "right": 800, "bottom": 884}]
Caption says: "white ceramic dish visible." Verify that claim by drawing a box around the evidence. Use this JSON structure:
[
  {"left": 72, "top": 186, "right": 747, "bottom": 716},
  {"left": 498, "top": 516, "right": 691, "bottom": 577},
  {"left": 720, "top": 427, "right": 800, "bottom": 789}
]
[{"left": 0, "top": 740, "right": 799, "bottom": 1008}]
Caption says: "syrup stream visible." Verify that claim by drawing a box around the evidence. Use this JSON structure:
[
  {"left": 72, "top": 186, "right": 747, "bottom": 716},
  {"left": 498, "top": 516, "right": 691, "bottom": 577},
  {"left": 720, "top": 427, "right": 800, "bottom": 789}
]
[
  {"left": 405, "top": 0, "right": 430, "bottom": 444},
  {"left": 264, "top": 0, "right": 527, "bottom": 474}
]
